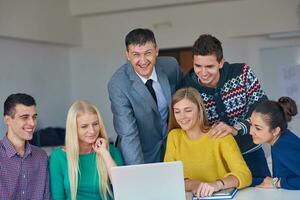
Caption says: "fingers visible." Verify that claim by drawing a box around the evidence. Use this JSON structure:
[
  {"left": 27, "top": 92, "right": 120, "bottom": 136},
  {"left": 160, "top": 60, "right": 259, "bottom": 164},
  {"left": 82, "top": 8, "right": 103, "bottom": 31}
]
[
  {"left": 195, "top": 183, "right": 215, "bottom": 198},
  {"left": 92, "top": 138, "right": 108, "bottom": 154},
  {"left": 96, "top": 138, "right": 108, "bottom": 148},
  {"left": 91, "top": 143, "right": 98, "bottom": 152},
  {"left": 209, "top": 122, "right": 232, "bottom": 138},
  {"left": 256, "top": 177, "right": 272, "bottom": 189},
  {"left": 209, "top": 130, "right": 228, "bottom": 138}
]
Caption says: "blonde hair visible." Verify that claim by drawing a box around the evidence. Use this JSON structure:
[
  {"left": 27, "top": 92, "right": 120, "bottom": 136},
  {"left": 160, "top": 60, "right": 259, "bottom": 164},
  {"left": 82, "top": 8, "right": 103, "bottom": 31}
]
[
  {"left": 168, "top": 87, "right": 210, "bottom": 133},
  {"left": 65, "top": 100, "right": 112, "bottom": 200}
]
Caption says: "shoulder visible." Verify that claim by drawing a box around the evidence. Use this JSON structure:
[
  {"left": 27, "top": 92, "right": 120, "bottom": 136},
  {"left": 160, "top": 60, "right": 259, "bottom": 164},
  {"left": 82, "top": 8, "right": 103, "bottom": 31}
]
[
  {"left": 220, "top": 134, "right": 236, "bottom": 142},
  {"left": 30, "top": 144, "right": 48, "bottom": 159},
  {"left": 109, "top": 144, "right": 121, "bottom": 155},
  {"left": 222, "top": 62, "right": 246, "bottom": 76},
  {"left": 181, "top": 70, "right": 197, "bottom": 87},
  {"left": 108, "top": 62, "right": 131, "bottom": 87},
  {"left": 272, "top": 131, "right": 300, "bottom": 167},
  {"left": 156, "top": 56, "right": 179, "bottom": 67},
  {"left": 168, "top": 129, "right": 185, "bottom": 139},
  {"left": 49, "top": 147, "right": 66, "bottom": 162},
  {"left": 156, "top": 56, "right": 180, "bottom": 74},
  {"left": 274, "top": 130, "right": 300, "bottom": 149},
  {"left": 215, "top": 134, "right": 237, "bottom": 146},
  {"left": 282, "top": 130, "right": 300, "bottom": 140},
  {"left": 109, "top": 144, "right": 124, "bottom": 166}
]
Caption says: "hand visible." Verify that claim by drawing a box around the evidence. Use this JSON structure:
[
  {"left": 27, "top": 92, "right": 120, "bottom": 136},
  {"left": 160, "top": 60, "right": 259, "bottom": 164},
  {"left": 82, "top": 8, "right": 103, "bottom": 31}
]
[
  {"left": 209, "top": 122, "right": 238, "bottom": 138},
  {"left": 194, "top": 181, "right": 221, "bottom": 198},
  {"left": 185, "top": 179, "right": 202, "bottom": 192},
  {"left": 256, "top": 177, "right": 273, "bottom": 188},
  {"left": 92, "top": 137, "right": 108, "bottom": 155}
]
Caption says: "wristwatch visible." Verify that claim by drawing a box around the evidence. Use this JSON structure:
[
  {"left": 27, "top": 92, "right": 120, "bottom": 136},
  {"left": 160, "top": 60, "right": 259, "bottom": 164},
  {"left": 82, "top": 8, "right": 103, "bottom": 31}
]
[
  {"left": 271, "top": 177, "right": 279, "bottom": 188},
  {"left": 233, "top": 123, "right": 242, "bottom": 135}
]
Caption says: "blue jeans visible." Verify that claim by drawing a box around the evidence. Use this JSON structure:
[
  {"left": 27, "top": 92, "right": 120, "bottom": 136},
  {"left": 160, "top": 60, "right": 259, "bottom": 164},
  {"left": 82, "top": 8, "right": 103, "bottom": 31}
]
[{"left": 243, "top": 147, "right": 271, "bottom": 186}]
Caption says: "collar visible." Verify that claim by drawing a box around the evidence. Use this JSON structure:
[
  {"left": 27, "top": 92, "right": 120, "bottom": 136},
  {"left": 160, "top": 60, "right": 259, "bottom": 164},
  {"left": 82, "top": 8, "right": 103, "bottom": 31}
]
[
  {"left": 1, "top": 136, "right": 32, "bottom": 158},
  {"left": 135, "top": 67, "right": 158, "bottom": 84}
]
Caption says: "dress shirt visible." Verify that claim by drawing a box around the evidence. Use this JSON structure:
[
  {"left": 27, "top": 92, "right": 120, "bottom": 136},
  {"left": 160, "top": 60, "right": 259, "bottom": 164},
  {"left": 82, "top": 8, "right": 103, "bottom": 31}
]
[
  {"left": 0, "top": 136, "right": 50, "bottom": 200},
  {"left": 136, "top": 68, "right": 169, "bottom": 137}
]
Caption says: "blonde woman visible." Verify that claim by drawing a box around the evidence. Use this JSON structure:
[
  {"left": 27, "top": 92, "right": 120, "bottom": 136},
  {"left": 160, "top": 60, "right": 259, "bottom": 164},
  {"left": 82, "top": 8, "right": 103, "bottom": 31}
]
[
  {"left": 164, "top": 88, "right": 251, "bottom": 198},
  {"left": 50, "top": 100, "right": 123, "bottom": 200}
]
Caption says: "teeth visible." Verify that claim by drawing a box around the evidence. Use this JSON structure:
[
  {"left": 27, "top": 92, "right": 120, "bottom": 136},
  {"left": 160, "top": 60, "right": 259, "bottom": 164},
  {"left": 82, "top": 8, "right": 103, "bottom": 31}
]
[
  {"left": 179, "top": 120, "right": 189, "bottom": 124},
  {"left": 139, "top": 63, "right": 149, "bottom": 68}
]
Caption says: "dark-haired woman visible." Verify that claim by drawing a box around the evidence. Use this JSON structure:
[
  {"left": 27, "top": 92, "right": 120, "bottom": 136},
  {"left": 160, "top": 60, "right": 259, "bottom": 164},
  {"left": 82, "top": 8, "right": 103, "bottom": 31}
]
[{"left": 250, "top": 96, "right": 300, "bottom": 190}]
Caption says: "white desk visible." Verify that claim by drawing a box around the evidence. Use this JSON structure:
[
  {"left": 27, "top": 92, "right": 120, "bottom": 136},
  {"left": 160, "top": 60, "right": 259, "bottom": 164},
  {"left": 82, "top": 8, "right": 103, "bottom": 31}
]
[{"left": 185, "top": 187, "right": 300, "bottom": 200}]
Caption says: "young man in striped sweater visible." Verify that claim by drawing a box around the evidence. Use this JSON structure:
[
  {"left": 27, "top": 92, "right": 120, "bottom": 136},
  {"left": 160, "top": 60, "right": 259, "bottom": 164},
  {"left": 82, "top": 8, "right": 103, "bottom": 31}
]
[{"left": 181, "top": 34, "right": 270, "bottom": 186}]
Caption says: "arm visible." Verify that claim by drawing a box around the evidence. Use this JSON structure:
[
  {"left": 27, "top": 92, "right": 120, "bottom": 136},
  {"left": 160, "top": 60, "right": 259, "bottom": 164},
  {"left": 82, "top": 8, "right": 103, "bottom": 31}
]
[
  {"left": 93, "top": 138, "right": 116, "bottom": 181},
  {"left": 210, "top": 65, "right": 268, "bottom": 138},
  {"left": 163, "top": 130, "right": 177, "bottom": 162},
  {"left": 220, "top": 135, "right": 252, "bottom": 188},
  {"left": 274, "top": 141, "right": 300, "bottom": 190},
  {"left": 280, "top": 176, "right": 300, "bottom": 190},
  {"left": 257, "top": 168, "right": 300, "bottom": 190},
  {"left": 164, "top": 131, "right": 207, "bottom": 194},
  {"left": 192, "top": 176, "right": 238, "bottom": 198},
  {"left": 108, "top": 82, "right": 144, "bottom": 165},
  {"left": 49, "top": 148, "right": 66, "bottom": 200},
  {"left": 43, "top": 160, "right": 51, "bottom": 200}
]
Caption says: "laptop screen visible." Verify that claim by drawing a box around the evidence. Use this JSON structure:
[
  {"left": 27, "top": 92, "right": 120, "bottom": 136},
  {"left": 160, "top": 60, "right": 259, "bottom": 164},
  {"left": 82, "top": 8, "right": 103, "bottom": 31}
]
[{"left": 111, "top": 161, "right": 186, "bottom": 200}]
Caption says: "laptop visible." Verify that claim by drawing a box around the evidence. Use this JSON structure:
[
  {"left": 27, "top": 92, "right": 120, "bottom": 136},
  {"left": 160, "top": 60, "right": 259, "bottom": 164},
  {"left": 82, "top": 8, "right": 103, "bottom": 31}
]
[{"left": 111, "top": 161, "right": 186, "bottom": 200}]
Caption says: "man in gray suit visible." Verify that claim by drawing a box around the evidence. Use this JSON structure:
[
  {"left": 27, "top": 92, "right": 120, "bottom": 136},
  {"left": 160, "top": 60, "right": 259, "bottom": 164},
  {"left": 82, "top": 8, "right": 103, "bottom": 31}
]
[{"left": 108, "top": 28, "right": 182, "bottom": 165}]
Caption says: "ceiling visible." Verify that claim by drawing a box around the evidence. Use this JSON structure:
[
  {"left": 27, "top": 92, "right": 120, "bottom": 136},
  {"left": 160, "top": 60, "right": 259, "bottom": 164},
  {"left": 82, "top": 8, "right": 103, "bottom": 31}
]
[{"left": 69, "top": 0, "right": 240, "bottom": 16}]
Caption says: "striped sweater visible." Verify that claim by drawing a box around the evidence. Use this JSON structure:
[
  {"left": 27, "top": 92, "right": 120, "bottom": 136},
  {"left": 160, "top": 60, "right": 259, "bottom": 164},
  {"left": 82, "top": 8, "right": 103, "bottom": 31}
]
[{"left": 181, "top": 62, "right": 268, "bottom": 153}]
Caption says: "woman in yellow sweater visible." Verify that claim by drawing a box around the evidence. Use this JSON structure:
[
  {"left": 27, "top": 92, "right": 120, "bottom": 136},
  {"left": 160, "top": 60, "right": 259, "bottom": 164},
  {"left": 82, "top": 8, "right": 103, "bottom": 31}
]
[{"left": 164, "top": 87, "right": 251, "bottom": 198}]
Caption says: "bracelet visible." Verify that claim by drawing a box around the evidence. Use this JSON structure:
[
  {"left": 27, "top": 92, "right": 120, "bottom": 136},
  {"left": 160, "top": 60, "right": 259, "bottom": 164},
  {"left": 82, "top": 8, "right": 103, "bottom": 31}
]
[
  {"left": 216, "top": 179, "right": 225, "bottom": 189},
  {"left": 271, "top": 177, "right": 280, "bottom": 189}
]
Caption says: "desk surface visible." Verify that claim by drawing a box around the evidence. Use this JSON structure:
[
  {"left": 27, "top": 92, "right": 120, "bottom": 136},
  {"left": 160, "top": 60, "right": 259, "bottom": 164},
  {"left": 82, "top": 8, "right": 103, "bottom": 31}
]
[{"left": 185, "top": 187, "right": 300, "bottom": 200}]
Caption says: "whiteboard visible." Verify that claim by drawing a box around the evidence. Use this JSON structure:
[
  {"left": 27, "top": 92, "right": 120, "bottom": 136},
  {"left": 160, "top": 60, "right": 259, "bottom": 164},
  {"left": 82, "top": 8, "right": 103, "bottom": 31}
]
[{"left": 260, "top": 46, "right": 300, "bottom": 137}]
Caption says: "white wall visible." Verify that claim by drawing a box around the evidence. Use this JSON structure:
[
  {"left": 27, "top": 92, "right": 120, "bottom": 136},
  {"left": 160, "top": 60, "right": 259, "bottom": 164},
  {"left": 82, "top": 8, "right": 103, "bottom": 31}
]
[
  {"left": 1, "top": 0, "right": 300, "bottom": 141},
  {"left": 0, "top": 0, "right": 80, "bottom": 138},
  {"left": 0, "top": 38, "right": 71, "bottom": 137},
  {"left": 0, "top": 0, "right": 81, "bottom": 45},
  {"left": 70, "top": 0, "right": 300, "bottom": 140}
]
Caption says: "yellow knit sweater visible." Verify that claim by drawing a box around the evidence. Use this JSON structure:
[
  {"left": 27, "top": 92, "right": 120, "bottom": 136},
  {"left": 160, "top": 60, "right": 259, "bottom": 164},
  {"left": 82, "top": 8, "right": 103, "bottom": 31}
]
[{"left": 164, "top": 129, "right": 252, "bottom": 189}]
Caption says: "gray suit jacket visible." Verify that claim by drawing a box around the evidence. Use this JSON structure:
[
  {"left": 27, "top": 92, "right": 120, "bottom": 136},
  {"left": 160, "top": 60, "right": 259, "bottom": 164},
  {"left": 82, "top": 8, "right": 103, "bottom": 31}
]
[{"left": 108, "top": 57, "right": 182, "bottom": 165}]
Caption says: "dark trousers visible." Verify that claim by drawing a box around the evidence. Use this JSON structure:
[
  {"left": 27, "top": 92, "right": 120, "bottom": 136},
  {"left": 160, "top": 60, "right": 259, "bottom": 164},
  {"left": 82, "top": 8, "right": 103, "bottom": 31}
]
[{"left": 243, "top": 147, "right": 271, "bottom": 186}]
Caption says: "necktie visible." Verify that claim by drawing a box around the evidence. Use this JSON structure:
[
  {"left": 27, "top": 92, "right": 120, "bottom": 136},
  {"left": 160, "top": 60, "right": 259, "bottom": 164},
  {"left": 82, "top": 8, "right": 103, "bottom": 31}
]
[{"left": 145, "top": 79, "right": 157, "bottom": 104}]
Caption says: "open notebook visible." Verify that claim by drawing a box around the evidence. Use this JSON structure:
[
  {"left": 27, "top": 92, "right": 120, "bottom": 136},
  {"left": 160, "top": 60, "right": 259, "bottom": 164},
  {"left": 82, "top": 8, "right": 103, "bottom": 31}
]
[
  {"left": 192, "top": 188, "right": 238, "bottom": 200},
  {"left": 111, "top": 161, "right": 186, "bottom": 200}
]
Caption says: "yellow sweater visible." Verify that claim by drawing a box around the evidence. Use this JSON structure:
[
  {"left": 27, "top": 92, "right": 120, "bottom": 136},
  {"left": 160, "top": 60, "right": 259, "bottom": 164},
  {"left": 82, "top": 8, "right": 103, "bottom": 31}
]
[{"left": 164, "top": 129, "right": 252, "bottom": 189}]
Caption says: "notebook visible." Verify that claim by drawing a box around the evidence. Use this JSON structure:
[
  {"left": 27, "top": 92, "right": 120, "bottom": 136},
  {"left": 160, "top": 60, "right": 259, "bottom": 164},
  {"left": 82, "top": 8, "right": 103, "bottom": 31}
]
[
  {"left": 192, "top": 188, "right": 238, "bottom": 200},
  {"left": 111, "top": 161, "right": 186, "bottom": 200}
]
